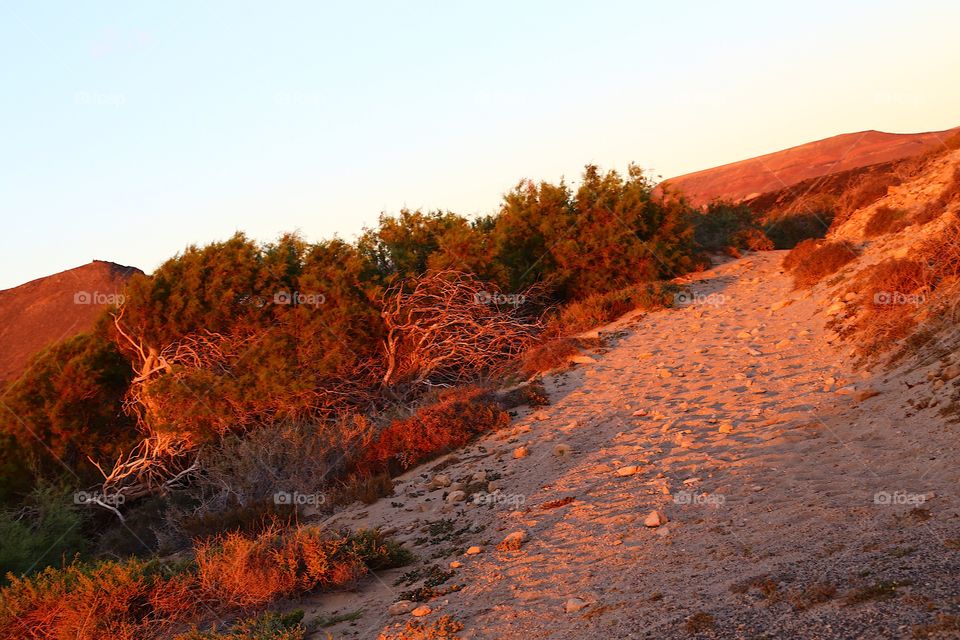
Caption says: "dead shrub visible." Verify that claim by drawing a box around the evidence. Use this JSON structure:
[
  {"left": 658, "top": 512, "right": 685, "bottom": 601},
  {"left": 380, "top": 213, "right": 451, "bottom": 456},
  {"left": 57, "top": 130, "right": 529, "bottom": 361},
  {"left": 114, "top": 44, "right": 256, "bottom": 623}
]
[
  {"left": 356, "top": 388, "right": 510, "bottom": 476},
  {"left": 845, "top": 258, "right": 930, "bottom": 354},
  {"left": 864, "top": 205, "right": 910, "bottom": 237},
  {"left": 783, "top": 239, "right": 860, "bottom": 288}
]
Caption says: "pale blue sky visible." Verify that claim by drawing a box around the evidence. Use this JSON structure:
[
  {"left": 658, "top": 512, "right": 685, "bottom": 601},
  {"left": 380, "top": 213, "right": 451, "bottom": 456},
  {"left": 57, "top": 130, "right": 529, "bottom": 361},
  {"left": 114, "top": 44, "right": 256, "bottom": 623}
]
[{"left": 2, "top": 0, "right": 959, "bottom": 289}]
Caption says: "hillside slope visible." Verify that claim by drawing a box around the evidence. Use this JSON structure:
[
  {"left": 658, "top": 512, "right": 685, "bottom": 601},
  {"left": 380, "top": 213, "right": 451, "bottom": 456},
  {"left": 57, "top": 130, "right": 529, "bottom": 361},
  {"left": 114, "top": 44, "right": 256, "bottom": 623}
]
[
  {"left": 0, "top": 260, "right": 141, "bottom": 383},
  {"left": 661, "top": 126, "right": 960, "bottom": 207},
  {"left": 297, "top": 250, "right": 959, "bottom": 639}
]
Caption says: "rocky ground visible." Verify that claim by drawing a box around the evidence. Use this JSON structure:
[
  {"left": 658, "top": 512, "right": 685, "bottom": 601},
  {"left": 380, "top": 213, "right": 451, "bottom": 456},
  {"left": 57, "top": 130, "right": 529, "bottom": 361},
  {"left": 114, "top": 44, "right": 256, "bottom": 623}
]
[{"left": 299, "top": 250, "right": 960, "bottom": 639}]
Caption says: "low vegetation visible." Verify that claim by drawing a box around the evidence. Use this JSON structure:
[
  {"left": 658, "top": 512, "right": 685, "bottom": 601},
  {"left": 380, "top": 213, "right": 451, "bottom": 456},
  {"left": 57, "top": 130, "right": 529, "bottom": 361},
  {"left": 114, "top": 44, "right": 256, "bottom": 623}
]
[
  {"left": 0, "top": 527, "right": 408, "bottom": 640},
  {"left": 783, "top": 239, "right": 860, "bottom": 288}
]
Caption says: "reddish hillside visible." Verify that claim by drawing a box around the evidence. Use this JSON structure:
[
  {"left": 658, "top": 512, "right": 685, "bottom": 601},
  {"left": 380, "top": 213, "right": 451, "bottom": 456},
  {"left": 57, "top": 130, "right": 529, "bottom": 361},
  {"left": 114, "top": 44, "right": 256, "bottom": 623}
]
[
  {"left": 0, "top": 261, "right": 141, "bottom": 384},
  {"left": 660, "top": 126, "right": 960, "bottom": 207}
]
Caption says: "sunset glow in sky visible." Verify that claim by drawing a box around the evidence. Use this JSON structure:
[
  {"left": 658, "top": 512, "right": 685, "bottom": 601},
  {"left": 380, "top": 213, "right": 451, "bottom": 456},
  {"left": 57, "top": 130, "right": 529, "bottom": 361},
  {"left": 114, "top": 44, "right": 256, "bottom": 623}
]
[{"left": 2, "top": 0, "right": 959, "bottom": 289}]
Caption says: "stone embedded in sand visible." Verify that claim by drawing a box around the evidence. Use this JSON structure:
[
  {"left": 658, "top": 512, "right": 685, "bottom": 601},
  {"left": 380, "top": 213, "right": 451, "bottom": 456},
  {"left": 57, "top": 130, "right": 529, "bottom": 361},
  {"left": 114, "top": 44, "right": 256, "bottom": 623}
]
[
  {"left": 513, "top": 445, "right": 530, "bottom": 459},
  {"left": 465, "top": 545, "right": 483, "bottom": 555},
  {"left": 388, "top": 600, "right": 416, "bottom": 615},
  {"left": 644, "top": 510, "right": 667, "bottom": 527},
  {"left": 736, "top": 331, "right": 752, "bottom": 340},
  {"left": 616, "top": 465, "right": 641, "bottom": 477},
  {"left": 775, "top": 339, "right": 791, "bottom": 350},
  {"left": 654, "top": 524, "right": 672, "bottom": 537},
  {"left": 471, "top": 471, "right": 487, "bottom": 483},
  {"left": 632, "top": 408, "right": 648, "bottom": 416},
  {"left": 942, "top": 365, "right": 960, "bottom": 381},
  {"left": 498, "top": 530, "right": 527, "bottom": 551},
  {"left": 718, "top": 423, "right": 733, "bottom": 434},
  {"left": 428, "top": 474, "right": 451, "bottom": 490},
  {"left": 411, "top": 605, "right": 432, "bottom": 617},
  {"left": 446, "top": 490, "right": 467, "bottom": 503},
  {"left": 569, "top": 354, "right": 597, "bottom": 364},
  {"left": 855, "top": 388, "right": 881, "bottom": 402},
  {"left": 564, "top": 597, "right": 589, "bottom": 613},
  {"left": 449, "top": 561, "right": 462, "bottom": 569},
  {"left": 553, "top": 443, "right": 573, "bottom": 457}
]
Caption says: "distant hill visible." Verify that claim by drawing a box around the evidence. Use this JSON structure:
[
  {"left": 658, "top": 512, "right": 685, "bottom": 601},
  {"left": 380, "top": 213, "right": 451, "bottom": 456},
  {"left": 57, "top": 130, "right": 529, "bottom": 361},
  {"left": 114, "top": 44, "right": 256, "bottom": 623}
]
[
  {"left": 0, "top": 261, "right": 141, "bottom": 384},
  {"left": 660, "top": 126, "right": 960, "bottom": 207}
]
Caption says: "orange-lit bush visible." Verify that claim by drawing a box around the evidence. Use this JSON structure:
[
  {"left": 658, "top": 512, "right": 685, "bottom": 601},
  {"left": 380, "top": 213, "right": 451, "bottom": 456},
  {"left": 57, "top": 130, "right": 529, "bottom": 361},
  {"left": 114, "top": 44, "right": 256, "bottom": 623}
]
[
  {"left": 357, "top": 388, "right": 510, "bottom": 476},
  {"left": 783, "top": 239, "right": 860, "bottom": 288},
  {"left": 194, "top": 526, "right": 365, "bottom": 609},
  {"left": 518, "top": 338, "right": 580, "bottom": 377}
]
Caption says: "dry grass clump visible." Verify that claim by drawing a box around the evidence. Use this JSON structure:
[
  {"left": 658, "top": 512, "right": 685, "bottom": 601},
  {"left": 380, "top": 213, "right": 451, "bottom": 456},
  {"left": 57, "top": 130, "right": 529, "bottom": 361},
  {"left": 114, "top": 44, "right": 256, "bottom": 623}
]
[
  {"left": 517, "top": 338, "right": 580, "bottom": 377},
  {"left": 546, "top": 282, "right": 675, "bottom": 336},
  {"left": 836, "top": 172, "right": 900, "bottom": 223},
  {"left": 356, "top": 388, "right": 510, "bottom": 476},
  {"left": 864, "top": 205, "right": 911, "bottom": 237},
  {"left": 194, "top": 526, "right": 365, "bottom": 609},
  {"left": 783, "top": 239, "right": 860, "bottom": 288}
]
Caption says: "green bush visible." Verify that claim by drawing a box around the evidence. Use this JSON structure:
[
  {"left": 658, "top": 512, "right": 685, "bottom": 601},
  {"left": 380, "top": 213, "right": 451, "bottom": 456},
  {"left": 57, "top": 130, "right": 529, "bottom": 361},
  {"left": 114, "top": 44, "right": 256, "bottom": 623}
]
[{"left": 0, "top": 486, "right": 88, "bottom": 580}]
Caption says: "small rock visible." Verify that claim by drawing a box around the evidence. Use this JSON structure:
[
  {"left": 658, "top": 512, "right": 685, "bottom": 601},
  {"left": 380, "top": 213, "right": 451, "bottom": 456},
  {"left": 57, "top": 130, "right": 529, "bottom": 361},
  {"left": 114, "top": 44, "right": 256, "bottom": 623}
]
[
  {"left": 471, "top": 471, "right": 487, "bottom": 483},
  {"left": 856, "top": 388, "right": 881, "bottom": 402},
  {"left": 446, "top": 490, "right": 467, "bottom": 503},
  {"left": 657, "top": 369, "right": 673, "bottom": 378},
  {"left": 513, "top": 446, "right": 530, "bottom": 459},
  {"left": 564, "top": 598, "right": 589, "bottom": 613},
  {"left": 718, "top": 423, "right": 733, "bottom": 434},
  {"left": 465, "top": 546, "right": 482, "bottom": 555},
  {"left": 388, "top": 600, "right": 416, "bottom": 615},
  {"left": 487, "top": 480, "right": 501, "bottom": 492},
  {"left": 643, "top": 510, "right": 667, "bottom": 527},
  {"left": 654, "top": 525, "right": 672, "bottom": 537},
  {"left": 428, "top": 474, "right": 451, "bottom": 489},
  {"left": 498, "top": 531, "right": 527, "bottom": 551},
  {"left": 449, "top": 561, "right": 462, "bottom": 569},
  {"left": 569, "top": 355, "right": 597, "bottom": 364},
  {"left": 411, "top": 605, "right": 431, "bottom": 617},
  {"left": 941, "top": 365, "right": 960, "bottom": 381},
  {"left": 616, "top": 465, "right": 641, "bottom": 477}
]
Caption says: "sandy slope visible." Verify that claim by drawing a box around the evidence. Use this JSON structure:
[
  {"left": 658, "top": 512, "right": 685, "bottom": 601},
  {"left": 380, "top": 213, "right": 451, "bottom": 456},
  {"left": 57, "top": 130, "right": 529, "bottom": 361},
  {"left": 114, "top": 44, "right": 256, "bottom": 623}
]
[{"left": 304, "top": 251, "right": 960, "bottom": 640}]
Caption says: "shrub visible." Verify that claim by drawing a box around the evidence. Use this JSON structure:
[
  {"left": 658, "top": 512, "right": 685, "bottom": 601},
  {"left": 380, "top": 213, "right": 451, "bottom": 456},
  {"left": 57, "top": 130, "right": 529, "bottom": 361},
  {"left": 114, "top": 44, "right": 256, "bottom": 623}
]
[
  {"left": 764, "top": 210, "right": 834, "bottom": 249},
  {"left": 864, "top": 205, "right": 910, "bottom": 237},
  {"left": 691, "top": 201, "right": 771, "bottom": 253},
  {"left": 546, "top": 282, "right": 675, "bottom": 336},
  {"left": 0, "top": 526, "right": 408, "bottom": 640},
  {"left": 0, "top": 486, "right": 88, "bottom": 580},
  {"left": 0, "top": 558, "right": 196, "bottom": 640},
  {"left": 836, "top": 172, "right": 900, "bottom": 223},
  {"left": 784, "top": 239, "right": 860, "bottom": 288},
  {"left": 357, "top": 388, "right": 510, "bottom": 476},
  {"left": 194, "top": 526, "right": 366, "bottom": 609},
  {"left": 846, "top": 258, "right": 931, "bottom": 353}
]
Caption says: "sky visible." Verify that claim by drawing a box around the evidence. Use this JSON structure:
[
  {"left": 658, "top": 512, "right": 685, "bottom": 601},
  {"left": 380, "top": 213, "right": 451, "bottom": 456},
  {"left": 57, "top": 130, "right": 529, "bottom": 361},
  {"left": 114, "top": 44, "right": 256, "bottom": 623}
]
[{"left": 1, "top": 0, "right": 959, "bottom": 289}]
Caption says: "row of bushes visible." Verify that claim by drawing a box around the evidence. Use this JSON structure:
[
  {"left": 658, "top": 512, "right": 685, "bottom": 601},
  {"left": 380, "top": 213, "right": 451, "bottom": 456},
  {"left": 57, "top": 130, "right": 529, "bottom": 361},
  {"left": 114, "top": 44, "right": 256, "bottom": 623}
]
[{"left": 0, "top": 526, "right": 409, "bottom": 640}]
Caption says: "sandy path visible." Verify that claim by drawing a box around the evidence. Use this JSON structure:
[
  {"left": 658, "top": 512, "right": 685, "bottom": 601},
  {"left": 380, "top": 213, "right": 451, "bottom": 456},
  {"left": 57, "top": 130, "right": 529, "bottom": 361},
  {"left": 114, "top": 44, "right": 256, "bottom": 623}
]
[{"left": 307, "top": 251, "right": 960, "bottom": 640}]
